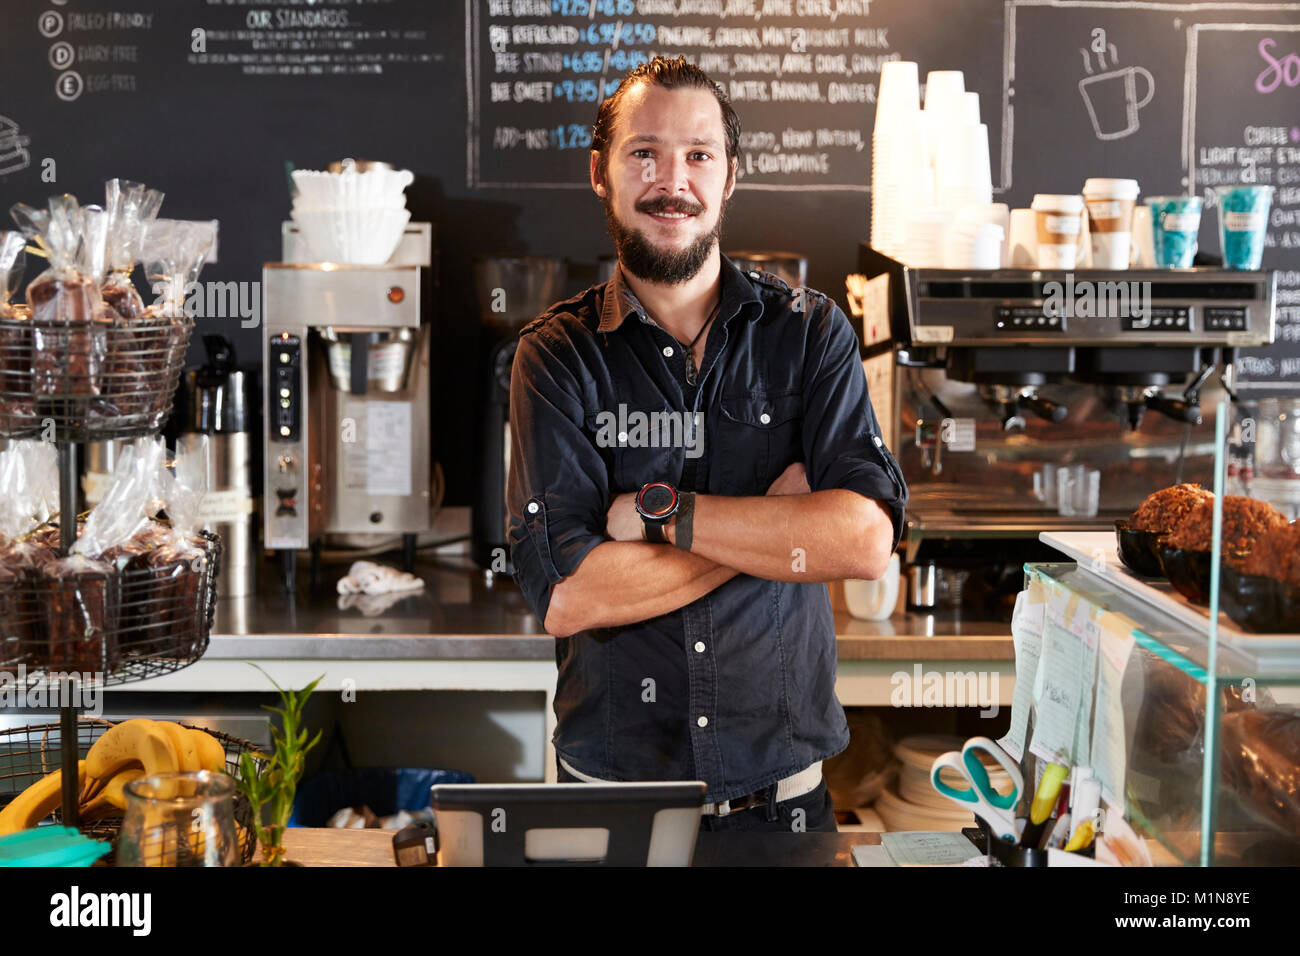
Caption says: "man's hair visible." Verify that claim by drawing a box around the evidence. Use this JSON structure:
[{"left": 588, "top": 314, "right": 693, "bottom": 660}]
[{"left": 591, "top": 55, "right": 741, "bottom": 179}]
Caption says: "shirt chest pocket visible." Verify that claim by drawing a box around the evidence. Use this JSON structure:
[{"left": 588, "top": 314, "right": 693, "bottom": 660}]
[
  {"left": 585, "top": 407, "right": 682, "bottom": 494},
  {"left": 714, "top": 390, "right": 803, "bottom": 495}
]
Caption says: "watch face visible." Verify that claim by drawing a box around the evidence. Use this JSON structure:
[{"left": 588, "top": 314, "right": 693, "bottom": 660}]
[{"left": 637, "top": 482, "right": 677, "bottom": 519}]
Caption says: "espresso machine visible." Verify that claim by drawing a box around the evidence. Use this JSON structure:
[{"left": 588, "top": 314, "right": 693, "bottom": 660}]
[
  {"left": 263, "top": 223, "right": 434, "bottom": 591},
  {"left": 857, "top": 245, "right": 1276, "bottom": 615},
  {"left": 471, "top": 256, "right": 566, "bottom": 574}
]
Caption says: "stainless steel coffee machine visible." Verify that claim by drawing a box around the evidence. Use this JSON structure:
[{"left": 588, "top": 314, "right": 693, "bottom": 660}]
[
  {"left": 263, "top": 223, "right": 434, "bottom": 591},
  {"left": 856, "top": 245, "right": 1276, "bottom": 615}
]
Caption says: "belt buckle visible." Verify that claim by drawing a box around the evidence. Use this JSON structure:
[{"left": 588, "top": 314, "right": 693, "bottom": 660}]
[{"left": 713, "top": 786, "right": 769, "bottom": 817}]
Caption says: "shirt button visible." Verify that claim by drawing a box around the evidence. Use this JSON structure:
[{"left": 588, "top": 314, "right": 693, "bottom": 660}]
[
  {"left": 526, "top": 501, "right": 539, "bottom": 514},
  {"left": 873, "top": 435, "right": 883, "bottom": 447},
  {"left": 759, "top": 412, "right": 771, "bottom": 425},
  {"left": 697, "top": 716, "right": 708, "bottom": 728},
  {"left": 662, "top": 346, "right": 674, "bottom": 357},
  {"left": 617, "top": 431, "right": 628, "bottom": 444},
  {"left": 749, "top": 271, "right": 760, "bottom": 279},
  {"left": 694, "top": 641, "right": 706, "bottom": 653}
]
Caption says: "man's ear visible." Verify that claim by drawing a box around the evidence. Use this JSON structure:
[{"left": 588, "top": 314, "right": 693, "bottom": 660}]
[
  {"left": 723, "top": 156, "right": 738, "bottom": 201},
  {"left": 590, "top": 151, "right": 607, "bottom": 197}
]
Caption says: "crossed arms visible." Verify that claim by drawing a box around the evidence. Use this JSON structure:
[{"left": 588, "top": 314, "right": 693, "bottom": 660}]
[{"left": 543, "top": 462, "right": 895, "bottom": 638}]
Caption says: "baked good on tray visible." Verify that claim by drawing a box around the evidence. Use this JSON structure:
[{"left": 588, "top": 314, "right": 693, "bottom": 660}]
[
  {"left": 1116, "top": 484, "right": 1213, "bottom": 576},
  {"left": 1221, "top": 521, "right": 1300, "bottom": 633},
  {"left": 1159, "top": 495, "right": 1287, "bottom": 605}
]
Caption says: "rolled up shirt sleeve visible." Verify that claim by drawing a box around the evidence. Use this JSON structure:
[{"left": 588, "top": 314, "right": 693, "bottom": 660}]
[
  {"left": 507, "top": 323, "right": 610, "bottom": 626},
  {"left": 801, "top": 297, "right": 908, "bottom": 551}
]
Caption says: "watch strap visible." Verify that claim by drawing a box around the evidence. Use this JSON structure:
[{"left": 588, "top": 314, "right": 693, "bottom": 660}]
[
  {"left": 644, "top": 519, "right": 668, "bottom": 544},
  {"left": 674, "top": 492, "right": 695, "bottom": 552}
]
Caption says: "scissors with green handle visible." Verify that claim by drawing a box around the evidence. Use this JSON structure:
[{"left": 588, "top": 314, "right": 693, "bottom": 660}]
[{"left": 929, "top": 736, "right": 1024, "bottom": 844}]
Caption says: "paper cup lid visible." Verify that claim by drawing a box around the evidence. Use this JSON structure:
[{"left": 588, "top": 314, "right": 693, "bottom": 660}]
[
  {"left": 1031, "top": 194, "right": 1084, "bottom": 213},
  {"left": 1083, "top": 178, "right": 1140, "bottom": 200}
]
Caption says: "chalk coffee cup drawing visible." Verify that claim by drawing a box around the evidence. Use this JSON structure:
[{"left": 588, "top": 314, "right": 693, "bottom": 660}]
[
  {"left": 1083, "top": 178, "right": 1140, "bottom": 269},
  {"left": 1031, "top": 194, "right": 1085, "bottom": 269},
  {"left": 1079, "top": 66, "right": 1154, "bottom": 141}
]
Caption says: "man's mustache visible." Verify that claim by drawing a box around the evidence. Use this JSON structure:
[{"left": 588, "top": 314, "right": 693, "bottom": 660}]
[{"left": 635, "top": 196, "right": 706, "bottom": 216}]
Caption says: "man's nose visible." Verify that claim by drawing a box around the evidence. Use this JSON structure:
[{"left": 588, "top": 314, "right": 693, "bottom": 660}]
[{"left": 652, "top": 152, "right": 690, "bottom": 194}]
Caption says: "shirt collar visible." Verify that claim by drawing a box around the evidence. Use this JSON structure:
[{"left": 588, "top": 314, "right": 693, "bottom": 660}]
[{"left": 597, "top": 254, "right": 763, "bottom": 333}]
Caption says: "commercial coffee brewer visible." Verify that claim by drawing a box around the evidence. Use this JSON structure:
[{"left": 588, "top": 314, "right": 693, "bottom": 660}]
[
  {"left": 856, "top": 245, "right": 1275, "bottom": 616},
  {"left": 471, "top": 257, "right": 566, "bottom": 575},
  {"left": 263, "top": 223, "right": 434, "bottom": 591}
]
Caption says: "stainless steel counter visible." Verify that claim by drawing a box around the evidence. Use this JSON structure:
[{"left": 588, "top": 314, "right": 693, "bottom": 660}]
[{"left": 204, "top": 554, "right": 1012, "bottom": 661}]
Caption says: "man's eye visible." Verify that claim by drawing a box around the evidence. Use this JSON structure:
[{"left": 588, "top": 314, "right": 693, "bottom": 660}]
[
  {"left": 632, "top": 149, "right": 653, "bottom": 159},
  {"left": 690, "top": 151, "right": 711, "bottom": 161}
]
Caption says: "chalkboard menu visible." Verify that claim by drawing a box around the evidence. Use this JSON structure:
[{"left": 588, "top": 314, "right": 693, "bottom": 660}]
[{"left": 1, "top": 0, "right": 1298, "bottom": 504}]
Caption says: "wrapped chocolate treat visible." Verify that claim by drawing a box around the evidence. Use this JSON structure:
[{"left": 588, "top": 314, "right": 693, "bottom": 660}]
[
  {"left": 140, "top": 219, "right": 216, "bottom": 429},
  {"left": 146, "top": 438, "right": 214, "bottom": 658},
  {"left": 0, "top": 442, "right": 68, "bottom": 669},
  {"left": 0, "top": 231, "right": 32, "bottom": 432},
  {"left": 100, "top": 181, "right": 166, "bottom": 422},
  {"left": 41, "top": 552, "right": 119, "bottom": 674},
  {"left": 101, "top": 179, "right": 163, "bottom": 319},
  {"left": 9, "top": 196, "right": 110, "bottom": 404},
  {"left": 75, "top": 438, "right": 169, "bottom": 655}
]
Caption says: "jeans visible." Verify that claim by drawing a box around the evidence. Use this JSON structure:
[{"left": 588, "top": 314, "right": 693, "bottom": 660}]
[{"left": 556, "top": 759, "right": 839, "bottom": 834}]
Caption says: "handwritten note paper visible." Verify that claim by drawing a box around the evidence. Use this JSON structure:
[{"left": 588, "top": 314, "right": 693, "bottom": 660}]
[
  {"left": 1030, "top": 582, "right": 1100, "bottom": 766},
  {"left": 879, "top": 831, "right": 982, "bottom": 867},
  {"left": 1091, "top": 611, "right": 1137, "bottom": 808},
  {"left": 1001, "top": 573, "right": 1048, "bottom": 762}
]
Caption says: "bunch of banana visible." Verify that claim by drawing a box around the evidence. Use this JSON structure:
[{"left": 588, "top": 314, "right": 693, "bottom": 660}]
[{"left": 0, "top": 719, "right": 227, "bottom": 835}]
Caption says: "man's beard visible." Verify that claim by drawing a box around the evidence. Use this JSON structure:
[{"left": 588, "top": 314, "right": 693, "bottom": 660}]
[{"left": 602, "top": 190, "right": 727, "bottom": 285}]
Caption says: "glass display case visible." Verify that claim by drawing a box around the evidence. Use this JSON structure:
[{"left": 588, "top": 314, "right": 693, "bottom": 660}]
[{"left": 1022, "top": 397, "right": 1300, "bottom": 866}]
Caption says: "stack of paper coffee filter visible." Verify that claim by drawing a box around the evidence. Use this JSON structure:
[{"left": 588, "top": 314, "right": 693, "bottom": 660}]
[
  {"left": 290, "top": 158, "right": 413, "bottom": 264},
  {"left": 873, "top": 735, "right": 1017, "bottom": 832},
  {"left": 870, "top": 65, "right": 1003, "bottom": 268}
]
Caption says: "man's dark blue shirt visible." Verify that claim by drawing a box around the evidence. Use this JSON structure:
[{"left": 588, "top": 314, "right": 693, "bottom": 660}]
[{"left": 507, "top": 254, "right": 907, "bottom": 803}]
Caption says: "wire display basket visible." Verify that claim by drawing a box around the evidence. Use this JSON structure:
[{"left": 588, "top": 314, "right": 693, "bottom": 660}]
[
  {"left": 0, "top": 312, "right": 192, "bottom": 442},
  {"left": 0, "top": 716, "right": 265, "bottom": 865},
  {"left": 0, "top": 529, "right": 221, "bottom": 689}
]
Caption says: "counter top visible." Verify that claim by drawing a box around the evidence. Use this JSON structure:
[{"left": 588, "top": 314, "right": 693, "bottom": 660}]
[
  {"left": 281, "top": 824, "right": 880, "bottom": 867},
  {"left": 206, "top": 555, "right": 1012, "bottom": 662}
]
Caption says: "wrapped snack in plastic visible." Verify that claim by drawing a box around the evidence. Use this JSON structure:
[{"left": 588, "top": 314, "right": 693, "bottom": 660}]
[
  {"left": 100, "top": 181, "right": 166, "bottom": 421},
  {"left": 41, "top": 552, "right": 118, "bottom": 674},
  {"left": 0, "top": 231, "right": 32, "bottom": 431},
  {"left": 101, "top": 179, "right": 164, "bottom": 319},
  {"left": 1221, "top": 708, "right": 1300, "bottom": 837},
  {"left": 140, "top": 219, "right": 217, "bottom": 427},
  {"left": 0, "top": 443, "right": 60, "bottom": 668},
  {"left": 9, "top": 196, "right": 109, "bottom": 399},
  {"left": 76, "top": 438, "right": 169, "bottom": 655},
  {"left": 148, "top": 437, "right": 214, "bottom": 657}
]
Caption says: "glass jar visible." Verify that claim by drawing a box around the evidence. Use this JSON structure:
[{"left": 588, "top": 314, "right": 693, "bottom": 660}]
[{"left": 116, "top": 771, "right": 240, "bottom": 867}]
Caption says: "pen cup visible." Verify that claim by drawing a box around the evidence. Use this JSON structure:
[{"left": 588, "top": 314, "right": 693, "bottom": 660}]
[{"left": 976, "top": 819, "right": 1050, "bottom": 867}]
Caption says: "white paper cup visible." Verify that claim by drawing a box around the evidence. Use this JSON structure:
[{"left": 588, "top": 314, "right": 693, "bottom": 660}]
[
  {"left": 1007, "top": 209, "right": 1038, "bottom": 267},
  {"left": 1130, "top": 205, "right": 1155, "bottom": 267},
  {"left": 844, "top": 554, "right": 901, "bottom": 621},
  {"left": 1032, "top": 194, "right": 1084, "bottom": 269},
  {"left": 1083, "top": 178, "right": 1139, "bottom": 269}
]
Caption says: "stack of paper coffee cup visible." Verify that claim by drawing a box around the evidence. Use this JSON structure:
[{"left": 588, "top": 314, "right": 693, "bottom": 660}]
[
  {"left": 1031, "top": 194, "right": 1085, "bottom": 268},
  {"left": 1082, "top": 179, "right": 1139, "bottom": 269}
]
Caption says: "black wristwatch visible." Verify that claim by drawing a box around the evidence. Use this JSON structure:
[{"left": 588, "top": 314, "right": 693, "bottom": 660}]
[{"left": 635, "top": 481, "right": 679, "bottom": 543}]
